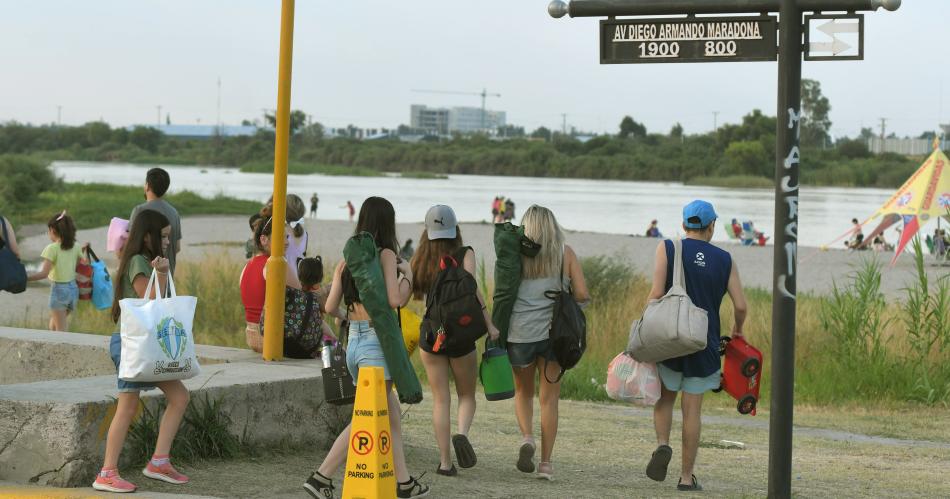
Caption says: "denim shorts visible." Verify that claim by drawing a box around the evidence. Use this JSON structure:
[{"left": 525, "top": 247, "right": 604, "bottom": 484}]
[
  {"left": 346, "top": 321, "right": 391, "bottom": 383},
  {"left": 110, "top": 333, "right": 157, "bottom": 393},
  {"left": 657, "top": 363, "right": 721, "bottom": 395},
  {"left": 49, "top": 281, "right": 78, "bottom": 312},
  {"left": 507, "top": 339, "right": 555, "bottom": 368}
]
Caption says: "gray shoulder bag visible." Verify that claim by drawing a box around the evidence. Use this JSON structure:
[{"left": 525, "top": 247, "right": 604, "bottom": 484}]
[{"left": 626, "top": 239, "right": 708, "bottom": 363}]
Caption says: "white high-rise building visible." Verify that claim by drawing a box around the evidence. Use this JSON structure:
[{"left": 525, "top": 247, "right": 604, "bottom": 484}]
[{"left": 410, "top": 105, "right": 506, "bottom": 134}]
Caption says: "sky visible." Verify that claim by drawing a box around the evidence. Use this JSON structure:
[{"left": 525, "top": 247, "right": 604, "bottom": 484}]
[{"left": 1, "top": 0, "right": 946, "bottom": 139}]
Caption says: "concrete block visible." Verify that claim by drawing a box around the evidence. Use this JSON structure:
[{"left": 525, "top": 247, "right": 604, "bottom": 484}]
[{"left": 0, "top": 328, "right": 351, "bottom": 487}]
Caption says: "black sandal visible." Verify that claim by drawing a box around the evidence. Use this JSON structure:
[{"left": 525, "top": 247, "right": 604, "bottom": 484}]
[
  {"left": 677, "top": 474, "right": 702, "bottom": 491},
  {"left": 452, "top": 434, "right": 477, "bottom": 469},
  {"left": 436, "top": 464, "right": 457, "bottom": 477},
  {"left": 397, "top": 473, "right": 430, "bottom": 498},
  {"left": 646, "top": 444, "right": 673, "bottom": 482}
]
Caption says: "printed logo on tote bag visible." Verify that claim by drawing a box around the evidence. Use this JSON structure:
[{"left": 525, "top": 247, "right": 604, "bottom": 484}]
[{"left": 153, "top": 317, "right": 193, "bottom": 376}]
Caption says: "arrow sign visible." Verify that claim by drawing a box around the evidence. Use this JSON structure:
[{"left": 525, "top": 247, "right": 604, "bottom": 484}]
[
  {"left": 818, "top": 19, "right": 860, "bottom": 35},
  {"left": 809, "top": 39, "right": 852, "bottom": 55}
]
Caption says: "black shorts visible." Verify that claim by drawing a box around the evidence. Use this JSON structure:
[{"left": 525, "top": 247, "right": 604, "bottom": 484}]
[{"left": 418, "top": 330, "right": 477, "bottom": 358}]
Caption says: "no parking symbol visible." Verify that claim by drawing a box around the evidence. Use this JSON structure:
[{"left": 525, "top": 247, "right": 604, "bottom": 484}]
[
  {"left": 351, "top": 430, "right": 374, "bottom": 456},
  {"left": 379, "top": 430, "right": 391, "bottom": 455}
]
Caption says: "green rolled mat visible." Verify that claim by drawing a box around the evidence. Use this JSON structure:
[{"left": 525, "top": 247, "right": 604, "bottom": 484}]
[
  {"left": 343, "top": 232, "right": 423, "bottom": 404},
  {"left": 491, "top": 222, "right": 524, "bottom": 345}
]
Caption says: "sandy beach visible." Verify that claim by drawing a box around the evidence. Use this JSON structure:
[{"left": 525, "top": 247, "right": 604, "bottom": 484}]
[{"left": 2, "top": 215, "right": 946, "bottom": 326}]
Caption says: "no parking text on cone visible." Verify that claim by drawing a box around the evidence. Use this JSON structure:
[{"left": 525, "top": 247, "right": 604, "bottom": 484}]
[{"left": 342, "top": 366, "right": 395, "bottom": 499}]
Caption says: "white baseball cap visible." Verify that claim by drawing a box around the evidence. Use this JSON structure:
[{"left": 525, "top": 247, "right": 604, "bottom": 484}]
[{"left": 425, "top": 205, "right": 458, "bottom": 240}]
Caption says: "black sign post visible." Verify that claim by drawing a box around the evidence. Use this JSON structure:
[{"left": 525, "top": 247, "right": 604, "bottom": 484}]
[{"left": 548, "top": 1, "right": 901, "bottom": 498}]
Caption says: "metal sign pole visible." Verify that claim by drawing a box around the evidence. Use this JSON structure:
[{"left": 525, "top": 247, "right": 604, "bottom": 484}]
[{"left": 769, "top": 1, "right": 802, "bottom": 497}]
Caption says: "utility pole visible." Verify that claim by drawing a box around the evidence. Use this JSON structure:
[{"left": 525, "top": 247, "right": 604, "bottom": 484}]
[
  {"left": 156, "top": 105, "right": 162, "bottom": 127},
  {"left": 878, "top": 117, "right": 887, "bottom": 140},
  {"left": 561, "top": 113, "right": 568, "bottom": 135},
  {"left": 216, "top": 77, "right": 222, "bottom": 128},
  {"left": 712, "top": 111, "right": 719, "bottom": 131}
]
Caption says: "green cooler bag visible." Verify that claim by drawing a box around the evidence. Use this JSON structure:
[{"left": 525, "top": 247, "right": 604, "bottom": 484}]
[
  {"left": 343, "top": 232, "right": 423, "bottom": 404},
  {"left": 480, "top": 338, "right": 515, "bottom": 401}
]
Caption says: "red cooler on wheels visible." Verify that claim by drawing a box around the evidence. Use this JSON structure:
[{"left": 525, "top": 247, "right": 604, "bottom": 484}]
[{"left": 719, "top": 336, "right": 762, "bottom": 415}]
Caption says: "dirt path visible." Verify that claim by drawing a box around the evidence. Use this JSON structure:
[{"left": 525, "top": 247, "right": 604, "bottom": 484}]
[{"left": 110, "top": 394, "right": 949, "bottom": 498}]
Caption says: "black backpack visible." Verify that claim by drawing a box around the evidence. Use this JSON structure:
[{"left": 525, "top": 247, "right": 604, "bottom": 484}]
[
  {"left": 421, "top": 247, "right": 487, "bottom": 352},
  {"left": 544, "top": 260, "right": 586, "bottom": 383}
]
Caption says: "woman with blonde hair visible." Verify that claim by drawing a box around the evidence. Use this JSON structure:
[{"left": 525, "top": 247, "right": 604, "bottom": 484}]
[
  {"left": 411, "top": 205, "right": 499, "bottom": 476},
  {"left": 508, "top": 205, "right": 589, "bottom": 481}
]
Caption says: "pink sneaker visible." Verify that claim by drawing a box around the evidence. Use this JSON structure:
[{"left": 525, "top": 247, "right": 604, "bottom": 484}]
[
  {"left": 142, "top": 461, "right": 190, "bottom": 484},
  {"left": 92, "top": 472, "right": 137, "bottom": 493}
]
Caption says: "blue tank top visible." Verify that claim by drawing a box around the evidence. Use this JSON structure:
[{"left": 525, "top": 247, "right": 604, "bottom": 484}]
[{"left": 661, "top": 238, "right": 732, "bottom": 378}]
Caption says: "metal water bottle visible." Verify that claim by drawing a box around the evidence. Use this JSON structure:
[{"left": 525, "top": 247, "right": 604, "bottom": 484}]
[{"left": 321, "top": 341, "right": 333, "bottom": 368}]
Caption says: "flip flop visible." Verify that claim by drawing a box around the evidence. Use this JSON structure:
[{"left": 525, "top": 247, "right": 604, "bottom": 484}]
[
  {"left": 452, "top": 434, "right": 477, "bottom": 469},
  {"left": 646, "top": 444, "right": 673, "bottom": 482},
  {"left": 516, "top": 441, "right": 536, "bottom": 473},
  {"left": 677, "top": 474, "right": 702, "bottom": 491}
]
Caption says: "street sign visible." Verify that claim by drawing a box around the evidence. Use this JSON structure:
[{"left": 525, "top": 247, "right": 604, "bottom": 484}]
[
  {"left": 805, "top": 14, "right": 864, "bottom": 61},
  {"left": 600, "top": 16, "right": 777, "bottom": 64}
]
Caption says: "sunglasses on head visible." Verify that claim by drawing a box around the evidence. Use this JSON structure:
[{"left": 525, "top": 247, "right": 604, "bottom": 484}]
[{"left": 519, "top": 235, "right": 542, "bottom": 257}]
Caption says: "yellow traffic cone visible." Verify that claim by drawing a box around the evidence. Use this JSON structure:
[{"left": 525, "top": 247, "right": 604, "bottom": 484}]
[{"left": 342, "top": 366, "right": 396, "bottom": 499}]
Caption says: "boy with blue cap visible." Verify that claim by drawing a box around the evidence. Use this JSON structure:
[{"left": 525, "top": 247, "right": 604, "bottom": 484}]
[{"left": 644, "top": 200, "right": 749, "bottom": 491}]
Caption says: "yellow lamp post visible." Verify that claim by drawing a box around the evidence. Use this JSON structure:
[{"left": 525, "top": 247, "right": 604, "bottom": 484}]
[{"left": 262, "top": 0, "right": 296, "bottom": 361}]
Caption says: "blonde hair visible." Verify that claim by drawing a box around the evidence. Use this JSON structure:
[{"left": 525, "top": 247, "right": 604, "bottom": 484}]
[{"left": 521, "top": 205, "right": 564, "bottom": 279}]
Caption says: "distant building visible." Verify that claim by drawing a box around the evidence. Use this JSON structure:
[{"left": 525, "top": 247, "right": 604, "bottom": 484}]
[
  {"left": 410, "top": 105, "right": 506, "bottom": 135},
  {"left": 867, "top": 137, "right": 949, "bottom": 155},
  {"left": 136, "top": 124, "right": 258, "bottom": 140},
  {"left": 410, "top": 105, "right": 451, "bottom": 135}
]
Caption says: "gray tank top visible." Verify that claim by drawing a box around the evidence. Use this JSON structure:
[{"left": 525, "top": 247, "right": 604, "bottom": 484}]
[{"left": 509, "top": 273, "right": 571, "bottom": 343}]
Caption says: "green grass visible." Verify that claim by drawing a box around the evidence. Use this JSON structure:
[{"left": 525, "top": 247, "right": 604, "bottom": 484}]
[
  {"left": 9, "top": 182, "right": 260, "bottom": 229},
  {"left": 685, "top": 174, "right": 775, "bottom": 189},
  {"left": 397, "top": 171, "right": 449, "bottom": 180},
  {"left": 25, "top": 245, "right": 947, "bottom": 411},
  {"left": 239, "top": 161, "right": 381, "bottom": 177}
]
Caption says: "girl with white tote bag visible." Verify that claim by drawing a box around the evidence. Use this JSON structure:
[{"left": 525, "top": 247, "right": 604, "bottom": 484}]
[{"left": 93, "top": 210, "right": 196, "bottom": 494}]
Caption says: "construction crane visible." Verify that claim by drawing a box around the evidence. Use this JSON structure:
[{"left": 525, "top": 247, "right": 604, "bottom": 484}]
[{"left": 411, "top": 88, "right": 501, "bottom": 131}]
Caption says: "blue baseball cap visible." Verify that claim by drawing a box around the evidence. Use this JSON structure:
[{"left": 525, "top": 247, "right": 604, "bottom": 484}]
[{"left": 683, "top": 200, "right": 718, "bottom": 229}]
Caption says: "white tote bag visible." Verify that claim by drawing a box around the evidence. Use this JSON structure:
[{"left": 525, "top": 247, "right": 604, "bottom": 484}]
[
  {"left": 627, "top": 239, "right": 708, "bottom": 363},
  {"left": 119, "top": 269, "right": 200, "bottom": 382}
]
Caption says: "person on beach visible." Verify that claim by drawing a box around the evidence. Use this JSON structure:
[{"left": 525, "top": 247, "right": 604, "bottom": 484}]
[
  {"left": 303, "top": 197, "right": 429, "bottom": 499},
  {"left": 504, "top": 198, "right": 516, "bottom": 222},
  {"left": 509, "top": 205, "right": 589, "bottom": 481},
  {"left": 93, "top": 210, "right": 190, "bottom": 493},
  {"left": 344, "top": 200, "right": 356, "bottom": 222},
  {"left": 27, "top": 211, "right": 88, "bottom": 332},
  {"left": 846, "top": 218, "right": 864, "bottom": 250},
  {"left": 310, "top": 193, "right": 319, "bottom": 218},
  {"left": 239, "top": 216, "right": 302, "bottom": 352},
  {"left": 129, "top": 168, "right": 182, "bottom": 275},
  {"left": 285, "top": 194, "right": 309, "bottom": 271},
  {"left": 0, "top": 215, "right": 20, "bottom": 259},
  {"left": 644, "top": 200, "right": 748, "bottom": 492},
  {"left": 645, "top": 219, "right": 663, "bottom": 238},
  {"left": 399, "top": 238, "right": 415, "bottom": 261},
  {"left": 410, "top": 205, "right": 500, "bottom": 476}
]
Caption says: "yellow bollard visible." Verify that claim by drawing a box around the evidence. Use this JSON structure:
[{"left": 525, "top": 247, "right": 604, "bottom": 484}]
[
  {"left": 262, "top": 0, "right": 296, "bottom": 361},
  {"left": 342, "top": 367, "right": 396, "bottom": 499}
]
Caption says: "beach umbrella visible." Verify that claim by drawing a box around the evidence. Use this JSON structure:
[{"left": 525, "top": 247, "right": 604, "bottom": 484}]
[{"left": 867, "top": 141, "right": 950, "bottom": 263}]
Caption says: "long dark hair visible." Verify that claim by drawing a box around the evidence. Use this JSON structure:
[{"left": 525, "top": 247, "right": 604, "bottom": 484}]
[
  {"left": 47, "top": 212, "right": 77, "bottom": 250},
  {"left": 410, "top": 228, "right": 463, "bottom": 300},
  {"left": 355, "top": 197, "right": 398, "bottom": 253},
  {"left": 253, "top": 216, "right": 273, "bottom": 254},
  {"left": 111, "top": 210, "right": 170, "bottom": 323}
]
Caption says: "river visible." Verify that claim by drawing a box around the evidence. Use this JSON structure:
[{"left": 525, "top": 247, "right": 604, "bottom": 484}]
[{"left": 52, "top": 161, "right": 898, "bottom": 248}]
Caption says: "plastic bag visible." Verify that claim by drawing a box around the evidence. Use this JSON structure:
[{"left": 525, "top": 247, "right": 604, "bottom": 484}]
[{"left": 605, "top": 352, "right": 660, "bottom": 406}]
